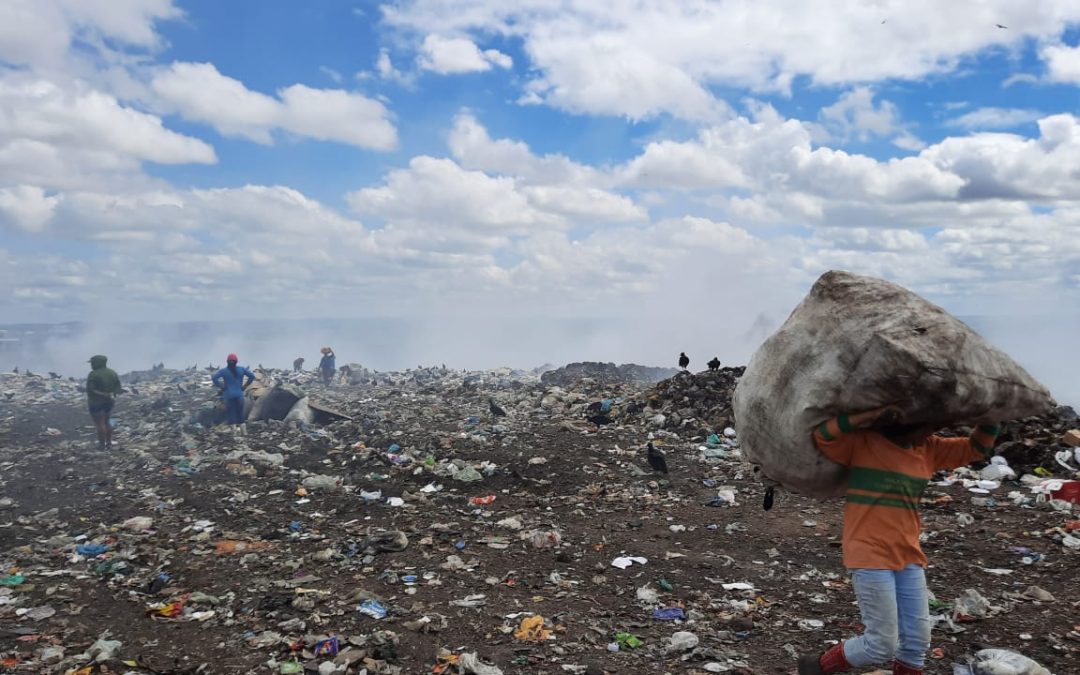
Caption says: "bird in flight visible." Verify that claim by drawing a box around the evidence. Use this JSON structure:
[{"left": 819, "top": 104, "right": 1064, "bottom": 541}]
[
  {"left": 646, "top": 442, "right": 669, "bottom": 474},
  {"left": 996, "top": 23, "right": 1008, "bottom": 29}
]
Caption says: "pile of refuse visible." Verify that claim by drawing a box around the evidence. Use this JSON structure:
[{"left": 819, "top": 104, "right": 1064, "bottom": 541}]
[
  {"left": 1, "top": 317, "right": 1078, "bottom": 673},
  {"left": 637, "top": 367, "right": 745, "bottom": 434},
  {"left": 539, "top": 362, "right": 677, "bottom": 388}
]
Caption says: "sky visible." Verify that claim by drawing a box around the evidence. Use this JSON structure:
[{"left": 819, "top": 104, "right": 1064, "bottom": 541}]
[{"left": 0, "top": 1, "right": 1079, "bottom": 397}]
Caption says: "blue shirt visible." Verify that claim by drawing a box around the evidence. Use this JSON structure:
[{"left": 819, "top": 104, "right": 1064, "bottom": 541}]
[
  {"left": 212, "top": 365, "right": 255, "bottom": 400},
  {"left": 319, "top": 354, "right": 336, "bottom": 371}
]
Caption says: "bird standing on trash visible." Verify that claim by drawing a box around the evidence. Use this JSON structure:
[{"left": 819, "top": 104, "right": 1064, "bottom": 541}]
[
  {"left": 489, "top": 398, "right": 507, "bottom": 418},
  {"left": 707, "top": 357, "right": 721, "bottom": 371},
  {"left": 646, "top": 442, "right": 668, "bottom": 473},
  {"left": 678, "top": 352, "right": 689, "bottom": 370}
]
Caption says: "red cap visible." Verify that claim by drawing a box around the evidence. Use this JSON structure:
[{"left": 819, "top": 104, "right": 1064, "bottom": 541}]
[{"left": 226, "top": 353, "right": 238, "bottom": 363}]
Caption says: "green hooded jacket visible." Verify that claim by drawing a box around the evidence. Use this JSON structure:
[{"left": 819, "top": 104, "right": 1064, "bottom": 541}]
[{"left": 86, "top": 355, "right": 121, "bottom": 408}]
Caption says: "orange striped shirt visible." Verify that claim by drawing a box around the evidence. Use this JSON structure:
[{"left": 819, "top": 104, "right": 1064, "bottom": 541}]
[{"left": 813, "top": 416, "right": 999, "bottom": 570}]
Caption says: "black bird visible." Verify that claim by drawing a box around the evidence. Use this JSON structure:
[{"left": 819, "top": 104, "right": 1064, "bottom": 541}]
[
  {"left": 488, "top": 398, "right": 507, "bottom": 417},
  {"left": 707, "top": 357, "right": 721, "bottom": 371},
  {"left": 678, "top": 352, "right": 689, "bottom": 370},
  {"left": 587, "top": 414, "right": 613, "bottom": 427},
  {"left": 646, "top": 441, "right": 668, "bottom": 473},
  {"left": 48, "top": 372, "right": 61, "bottom": 380},
  {"left": 996, "top": 23, "right": 1007, "bottom": 29},
  {"left": 763, "top": 486, "right": 775, "bottom": 511}
]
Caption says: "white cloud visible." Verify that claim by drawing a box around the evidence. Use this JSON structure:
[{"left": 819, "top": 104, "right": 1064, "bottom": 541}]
[
  {"left": 0, "top": 185, "right": 61, "bottom": 232},
  {"left": 0, "top": 77, "right": 215, "bottom": 166},
  {"left": 820, "top": 87, "right": 902, "bottom": 142},
  {"left": 448, "top": 113, "right": 607, "bottom": 186},
  {"left": 1041, "top": 43, "right": 1080, "bottom": 84},
  {"left": 892, "top": 132, "right": 927, "bottom": 152},
  {"left": 151, "top": 62, "right": 397, "bottom": 150},
  {"left": 946, "top": 107, "right": 1043, "bottom": 129},
  {"left": 418, "top": 35, "right": 512, "bottom": 74},
  {"left": 0, "top": 0, "right": 181, "bottom": 69},
  {"left": 613, "top": 106, "right": 963, "bottom": 203},
  {"left": 383, "top": 0, "right": 1080, "bottom": 121},
  {"left": 921, "top": 114, "right": 1080, "bottom": 199},
  {"left": 0, "top": 75, "right": 215, "bottom": 191},
  {"left": 347, "top": 156, "right": 560, "bottom": 234},
  {"left": 319, "top": 66, "right": 344, "bottom": 83}
]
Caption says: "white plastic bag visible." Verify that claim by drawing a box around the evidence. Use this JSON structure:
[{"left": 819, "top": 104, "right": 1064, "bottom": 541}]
[{"left": 968, "top": 648, "right": 1051, "bottom": 675}]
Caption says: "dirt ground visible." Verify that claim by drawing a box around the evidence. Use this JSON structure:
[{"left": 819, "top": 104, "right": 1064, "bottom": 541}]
[{"left": 0, "top": 373, "right": 1077, "bottom": 675}]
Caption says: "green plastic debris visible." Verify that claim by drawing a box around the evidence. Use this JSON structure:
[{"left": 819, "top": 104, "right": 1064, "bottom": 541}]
[
  {"left": 0, "top": 574, "right": 26, "bottom": 586},
  {"left": 657, "top": 579, "right": 674, "bottom": 592},
  {"left": 706, "top": 433, "right": 722, "bottom": 448},
  {"left": 279, "top": 661, "right": 303, "bottom": 674},
  {"left": 615, "top": 632, "right": 644, "bottom": 649}
]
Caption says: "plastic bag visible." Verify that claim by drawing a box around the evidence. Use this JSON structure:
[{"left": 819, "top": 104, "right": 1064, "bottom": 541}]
[
  {"left": 967, "top": 648, "right": 1051, "bottom": 675},
  {"left": 734, "top": 271, "right": 1052, "bottom": 497}
]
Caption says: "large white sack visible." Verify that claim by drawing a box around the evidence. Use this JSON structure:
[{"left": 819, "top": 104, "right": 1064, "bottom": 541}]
[{"left": 733, "top": 270, "right": 1052, "bottom": 498}]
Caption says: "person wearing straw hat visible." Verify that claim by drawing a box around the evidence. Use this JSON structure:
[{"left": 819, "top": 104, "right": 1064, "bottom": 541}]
[{"left": 318, "top": 347, "right": 336, "bottom": 385}]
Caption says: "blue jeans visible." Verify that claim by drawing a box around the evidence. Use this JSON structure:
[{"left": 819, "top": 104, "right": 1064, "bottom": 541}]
[
  {"left": 224, "top": 397, "right": 245, "bottom": 425},
  {"left": 843, "top": 565, "right": 931, "bottom": 668}
]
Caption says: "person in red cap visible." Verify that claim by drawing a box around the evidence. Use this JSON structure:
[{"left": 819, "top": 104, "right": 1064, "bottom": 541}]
[{"left": 212, "top": 353, "right": 255, "bottom": 425}]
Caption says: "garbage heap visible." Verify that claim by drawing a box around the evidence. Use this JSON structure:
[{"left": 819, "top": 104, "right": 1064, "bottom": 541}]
[
  {"left": 634, "top": 367, "right": 745, "bottom": 435},
  {"left": 993, "top": 404, "right": 1080, "bottom": 473},
  {"left": 540, "top": 362, "right": 677, "bottom": 388},
  {"left": 0, "top": 357, "right": 1077, "bottom": 675}
]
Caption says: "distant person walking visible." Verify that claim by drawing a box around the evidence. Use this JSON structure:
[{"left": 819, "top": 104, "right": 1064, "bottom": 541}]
[
  {"left": 86, "top": 354, "right": 122, "bottom": 449},
  {"left": 212, "top": 353, "right": 255, "bottom": 425},
  {"left": 318, "top": 347, "right": 336, "bottom": 385}
]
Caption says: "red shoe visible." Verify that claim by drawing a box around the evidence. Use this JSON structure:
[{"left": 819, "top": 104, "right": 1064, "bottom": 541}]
[
  {"left": 797, "top": 643, "right": 851, "bottom": 675},
  {"left": 893, "top": 661, "right": 923, "bottom": 675}
]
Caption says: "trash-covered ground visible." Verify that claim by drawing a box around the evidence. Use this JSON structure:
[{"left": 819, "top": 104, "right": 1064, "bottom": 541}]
[{"left": 1, "top": 365, "right": 1078, "bottom": 675}]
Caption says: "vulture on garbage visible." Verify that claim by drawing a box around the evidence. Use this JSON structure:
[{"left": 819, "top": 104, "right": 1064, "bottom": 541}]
[
  {"left": 488, "top": 398, "right": 507, "bottom": 417},
  {"left": 646, "top": 442, "right": 669, "bottom": 474},
  {"left": 678, "top": 352, "right": 690, "bottom": 369}
]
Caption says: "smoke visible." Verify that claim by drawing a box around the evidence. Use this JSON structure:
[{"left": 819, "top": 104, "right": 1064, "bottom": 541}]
[
  {"left": 2, "top": 267, "right": 1074, "bottom": 410},
  {"left": 962, "top": 314, "right": 1080, "bottom": 409}
]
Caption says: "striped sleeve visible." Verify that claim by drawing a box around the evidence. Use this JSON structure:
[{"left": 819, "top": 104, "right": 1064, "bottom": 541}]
[
  {"left": 928, "top": 424, "right": 1000, "bottom": 471},
  {"left": 813, "top": 414, "right": 857, "bottom": 466},
  {"left": 969, "top": 424, "right": 1000, "bottom": 456}
]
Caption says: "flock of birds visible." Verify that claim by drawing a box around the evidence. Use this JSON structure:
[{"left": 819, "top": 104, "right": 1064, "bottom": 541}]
[{"left": 679, "top": 352, "right": 723, "bottom": 372}]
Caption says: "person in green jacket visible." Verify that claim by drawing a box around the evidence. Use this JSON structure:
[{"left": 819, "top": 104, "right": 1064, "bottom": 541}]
[{"left": 86, "top": 354, "right": 122, "bottom": 449}]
